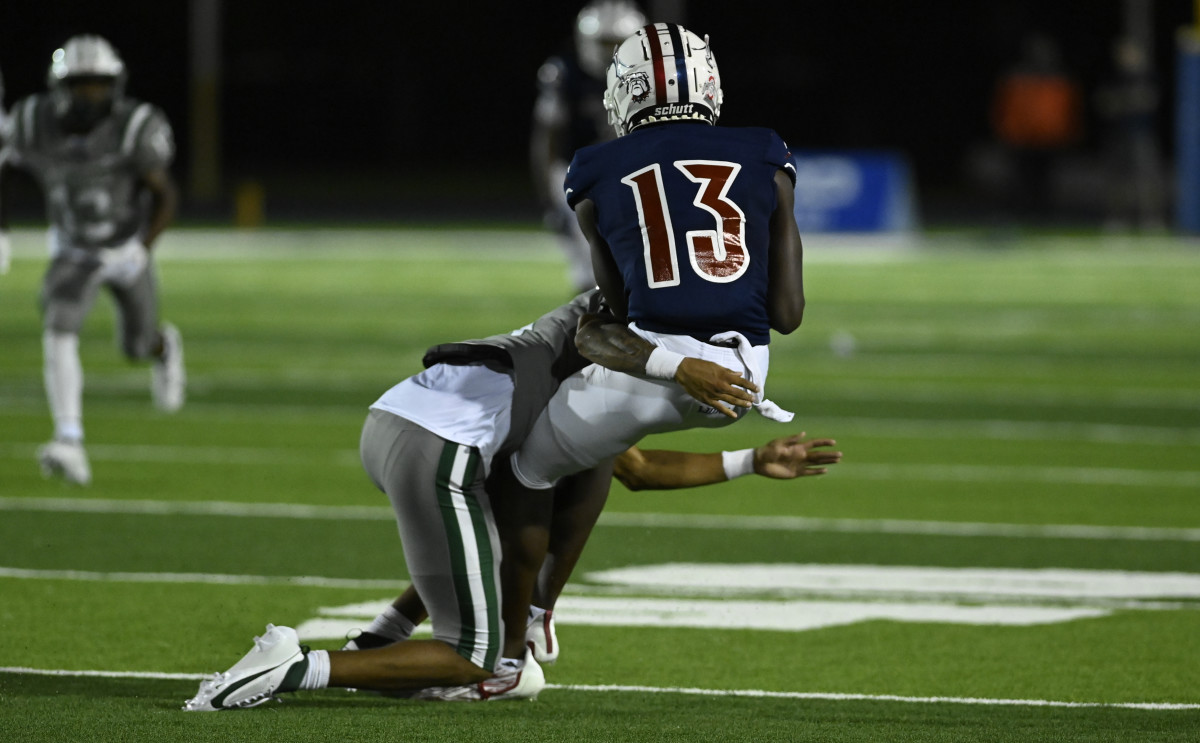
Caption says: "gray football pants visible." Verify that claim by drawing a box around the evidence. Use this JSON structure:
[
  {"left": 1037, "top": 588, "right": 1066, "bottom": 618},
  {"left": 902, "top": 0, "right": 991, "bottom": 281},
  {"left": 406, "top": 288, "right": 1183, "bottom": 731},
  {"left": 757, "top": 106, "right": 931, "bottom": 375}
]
[
  {"left": 359, "top": 408, "right": 504, "bottom": 671},
  {"left": 41, "top": 252, "right": 160, "bottom": 360}
]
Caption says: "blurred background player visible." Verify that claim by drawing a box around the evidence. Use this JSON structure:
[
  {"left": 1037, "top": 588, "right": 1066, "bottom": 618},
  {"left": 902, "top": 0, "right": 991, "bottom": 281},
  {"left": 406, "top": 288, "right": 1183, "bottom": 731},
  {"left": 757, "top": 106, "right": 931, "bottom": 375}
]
[
  {"left": 1095, "top": 35, "right": 1167, "bottom": 232},
  {"left": 988, "top": 31, "right": 1083, "bottom": 225},
  {"left": 531, "top": 0, "right": 645, "bottom": 293},
  {"left": 0, "top": 35, "right": 183, "bottom": 485}
]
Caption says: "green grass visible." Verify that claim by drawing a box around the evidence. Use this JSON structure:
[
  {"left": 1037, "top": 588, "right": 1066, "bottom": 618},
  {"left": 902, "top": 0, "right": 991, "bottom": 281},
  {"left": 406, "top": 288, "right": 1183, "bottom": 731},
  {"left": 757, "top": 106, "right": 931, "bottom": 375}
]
[{"left": 1, "top": 228, "right": 1198, "bottom": 741}]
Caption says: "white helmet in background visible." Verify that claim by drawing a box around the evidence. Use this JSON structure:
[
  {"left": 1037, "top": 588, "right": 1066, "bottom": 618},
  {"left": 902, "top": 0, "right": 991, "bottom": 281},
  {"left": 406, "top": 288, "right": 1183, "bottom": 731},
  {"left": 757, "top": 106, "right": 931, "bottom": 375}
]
[
  {"left": 575, "top": 1, "right": 646, "bottom": 78},
  {"left": 604, "top": 23, "right": 722, "bottom": 136},
  {"left": 47, "top": 35, "right": 127, "bottom": 128},
  {"left": 48, "top": 34, "right": 126, "bottom": 89}
]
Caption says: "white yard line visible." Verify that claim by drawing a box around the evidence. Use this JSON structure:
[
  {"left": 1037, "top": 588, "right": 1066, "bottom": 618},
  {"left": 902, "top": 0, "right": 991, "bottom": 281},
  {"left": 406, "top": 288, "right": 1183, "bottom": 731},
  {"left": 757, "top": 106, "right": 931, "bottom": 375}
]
[
  {"left": 0, "top": 667, "right": 204, "bottom": 681},
  {"left": 0, "top": 665, "right": 1194, "bottom": 710},
  {"left": 846, "top": 463, "right": 1200, "bottom": 488},
  {"left": 821, "top": 416, "right": 1200, "bottom": 446},
  {"left": 597, "top": 512, "right": 1200, "bottom": 541},
  {"left": 0, "top": 443, "right": 357, "bottom": 466},
  {"left": 0, "top": 566, "right": 403, "bottom": 590},
  {"left": 2, "top": 565, "right": 1193, "bottom": 611},
  {"left": 548, "top": 684, "right": 1200, "bottom": 710},
  {"left": 2, "top": 495, "right": 1199, "bottom": 541},
  {"left": 2, "top": 441, "right": 1197, "bottom": 486}
]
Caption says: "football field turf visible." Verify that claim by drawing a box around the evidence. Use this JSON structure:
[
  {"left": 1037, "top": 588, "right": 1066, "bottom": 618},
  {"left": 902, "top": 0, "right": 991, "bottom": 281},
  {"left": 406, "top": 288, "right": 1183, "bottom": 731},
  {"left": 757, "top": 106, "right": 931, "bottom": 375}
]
[{"left": 1, "top": 227, "right": 1198, "bottom": 741}]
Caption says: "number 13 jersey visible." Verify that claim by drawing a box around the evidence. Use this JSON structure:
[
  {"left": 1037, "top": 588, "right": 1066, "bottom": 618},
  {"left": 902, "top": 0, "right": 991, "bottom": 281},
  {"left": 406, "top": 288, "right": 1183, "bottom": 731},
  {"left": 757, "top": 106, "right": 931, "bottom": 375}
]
[{"left": 564, "top": 122, "right": 795, "bottom": 346}]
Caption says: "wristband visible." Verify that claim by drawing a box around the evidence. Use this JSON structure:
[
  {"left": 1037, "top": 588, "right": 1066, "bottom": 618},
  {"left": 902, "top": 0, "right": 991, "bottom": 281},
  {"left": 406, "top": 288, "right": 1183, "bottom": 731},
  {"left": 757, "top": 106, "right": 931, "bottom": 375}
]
[
  {"left": 722, "top": 448, "right": 756, "bottom": 480},
  {"left": 644, "top": 347, "right": 685, "bottom": 380}
]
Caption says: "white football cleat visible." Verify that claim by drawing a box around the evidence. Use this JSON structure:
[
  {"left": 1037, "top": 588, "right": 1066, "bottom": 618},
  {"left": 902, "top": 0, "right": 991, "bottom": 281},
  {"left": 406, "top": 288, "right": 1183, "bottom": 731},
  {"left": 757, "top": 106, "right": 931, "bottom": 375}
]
[
  {"left": 37, "top": 439, "right": 91, "bottom": 486},
  {"left": 152, "top": 323, "right": 186, "bottom": 412},
  {"left": 183, "top": 624, "right": 307, "bottom": 711},
  {"left": 526, "top": 607, "right": 558, "bottom": 665},
  {"left": 414, "top": 649, "right": 545, "bottom": 702}
]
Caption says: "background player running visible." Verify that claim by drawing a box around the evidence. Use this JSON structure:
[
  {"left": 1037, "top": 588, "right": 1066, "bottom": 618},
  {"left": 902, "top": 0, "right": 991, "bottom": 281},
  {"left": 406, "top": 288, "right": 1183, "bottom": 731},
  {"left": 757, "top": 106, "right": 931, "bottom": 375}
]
[{"left": 0, "top": 35, "right": 184, "bottom": 486}]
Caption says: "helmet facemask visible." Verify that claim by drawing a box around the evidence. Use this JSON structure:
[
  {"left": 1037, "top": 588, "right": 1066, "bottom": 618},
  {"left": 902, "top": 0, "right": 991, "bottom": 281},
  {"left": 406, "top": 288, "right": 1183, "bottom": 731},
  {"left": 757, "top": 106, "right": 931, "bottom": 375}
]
[{"left": 58, "top": 76, "right": 119, "bottom": 132}]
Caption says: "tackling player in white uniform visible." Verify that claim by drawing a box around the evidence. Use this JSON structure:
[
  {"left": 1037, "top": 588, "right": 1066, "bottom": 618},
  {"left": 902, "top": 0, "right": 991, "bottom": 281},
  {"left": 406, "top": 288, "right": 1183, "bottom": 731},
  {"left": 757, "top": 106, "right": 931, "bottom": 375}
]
[
  {"left": 0, "top": 35, "right": 184, "bottom": 485},
  {"left": 183, "top": 292, "right": 839, "bottom": 709},
  {"left": 183, "top": 291, "right": 768, "bottom": 709}
]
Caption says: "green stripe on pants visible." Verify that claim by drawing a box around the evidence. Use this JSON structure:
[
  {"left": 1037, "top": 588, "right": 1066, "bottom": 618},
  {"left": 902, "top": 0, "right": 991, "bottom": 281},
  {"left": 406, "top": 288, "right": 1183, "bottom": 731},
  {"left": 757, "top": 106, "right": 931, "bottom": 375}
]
[{"left": 434, "top": 442, "right": 500, "bottom": 668}]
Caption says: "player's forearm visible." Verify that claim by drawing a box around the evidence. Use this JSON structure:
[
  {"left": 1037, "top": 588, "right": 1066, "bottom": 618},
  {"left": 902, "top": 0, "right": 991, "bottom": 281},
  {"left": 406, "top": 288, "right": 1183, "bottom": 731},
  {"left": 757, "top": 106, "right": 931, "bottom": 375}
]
[
  {"left": 767, "top": 171, "right": 805, "bottom": 333},
  {"left": 575, "top": 316, "right": 655, "bottom": 376},
  {"left": 614, "top": 449, "right": 728, "bottom": 491}
]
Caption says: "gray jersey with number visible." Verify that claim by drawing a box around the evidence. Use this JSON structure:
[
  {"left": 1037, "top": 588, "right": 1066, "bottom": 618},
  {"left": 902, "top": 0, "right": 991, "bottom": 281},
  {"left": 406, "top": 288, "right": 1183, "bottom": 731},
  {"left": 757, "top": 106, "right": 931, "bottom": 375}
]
[{"left": 4, "top": 94, "right": 174, "bottom": 249}]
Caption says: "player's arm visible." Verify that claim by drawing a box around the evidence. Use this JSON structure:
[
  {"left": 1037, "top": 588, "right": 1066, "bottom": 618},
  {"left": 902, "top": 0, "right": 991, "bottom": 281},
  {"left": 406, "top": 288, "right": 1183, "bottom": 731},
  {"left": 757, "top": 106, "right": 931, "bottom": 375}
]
[
  {"left": 530, "top": 119, "right": 568, "bottom": 217},
  {"left": 767, "top": 169, "right": 805, "bottom": 334},
  {"left": 613, "top": 433, "right": 842, "bottom": 491},
  {"left": 575, "top": 197, "right": 627, "bottom": 319},
  {"left": 575, "top": 310, "right": 756, "bottom": 418},
  {"left": 529, "top": 60, "right": 568, "bottom": 213},
  {"left": 138, "top": 167, "right": 177, "bottom": 250}
]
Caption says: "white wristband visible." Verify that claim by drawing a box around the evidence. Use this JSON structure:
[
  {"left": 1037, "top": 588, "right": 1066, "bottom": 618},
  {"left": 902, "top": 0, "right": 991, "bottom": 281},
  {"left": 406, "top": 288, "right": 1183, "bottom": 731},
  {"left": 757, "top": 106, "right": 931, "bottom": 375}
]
[
  {"left": 722, "top": 448, "right": 756, "bottom": 480},
  {"left": 644, "top": 347, "right": 686, "bottom": 380}
]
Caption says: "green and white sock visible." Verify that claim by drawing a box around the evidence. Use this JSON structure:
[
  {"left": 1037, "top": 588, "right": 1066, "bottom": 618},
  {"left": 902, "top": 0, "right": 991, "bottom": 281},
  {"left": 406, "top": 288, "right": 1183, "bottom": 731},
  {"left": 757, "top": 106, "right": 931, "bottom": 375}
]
[
  {"left": 366, "top": 605, "right": 417, "bottom": 642},
  {"left": 298, "top": 649, "right": 330, "bottom": 690}
]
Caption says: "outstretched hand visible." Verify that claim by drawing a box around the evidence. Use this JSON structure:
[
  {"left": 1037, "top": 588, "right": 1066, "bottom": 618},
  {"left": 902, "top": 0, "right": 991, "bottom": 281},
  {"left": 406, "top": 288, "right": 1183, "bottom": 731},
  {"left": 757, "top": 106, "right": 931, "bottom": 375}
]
[
  {"left": 754, "top": 433, "right": 843, "bottom": 478},
  {"left": 674, "top": 357, "right": 758, "bottom": 419}
]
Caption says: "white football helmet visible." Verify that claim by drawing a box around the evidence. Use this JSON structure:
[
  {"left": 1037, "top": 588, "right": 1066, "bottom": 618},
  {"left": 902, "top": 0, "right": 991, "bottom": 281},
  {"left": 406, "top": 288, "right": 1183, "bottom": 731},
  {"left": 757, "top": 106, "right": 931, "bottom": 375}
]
[
  {"left": 575, "top": 1, "right": 647, "bottom": 79},
  {"left": 47, "top": 35, "right": 127, "bottom": 127},
  {"left": 604, "top": 23, "right": 722, "bottom": 136},
  {"left": 48, "top": 35, "right": 127, "bottom": 94}
]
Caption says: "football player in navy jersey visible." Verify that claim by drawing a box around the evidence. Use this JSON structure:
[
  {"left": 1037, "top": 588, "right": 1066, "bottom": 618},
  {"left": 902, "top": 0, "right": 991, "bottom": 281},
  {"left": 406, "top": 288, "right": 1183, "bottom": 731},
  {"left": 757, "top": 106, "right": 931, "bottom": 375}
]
[
  {"left": 0, "top": 36, "right": 184, "bottom": 486},
  {"left": 532, "top": 1, "right": 646, "bottom": 292},
  {"left": 577, "top": 24, "right": 805, "bottom": 343},
  {"left": 509, "top": 23, "right": 805, "bottom": 494},
  {"left": 474, "top": 25, "right": 810, "bottom": 697}
]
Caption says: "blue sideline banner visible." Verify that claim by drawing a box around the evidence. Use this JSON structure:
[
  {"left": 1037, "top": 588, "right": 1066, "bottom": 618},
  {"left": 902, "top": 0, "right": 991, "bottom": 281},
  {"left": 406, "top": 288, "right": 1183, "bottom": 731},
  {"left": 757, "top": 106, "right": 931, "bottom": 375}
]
[{"left": 792, "top": 151, "right": 917, "bottom": 233}]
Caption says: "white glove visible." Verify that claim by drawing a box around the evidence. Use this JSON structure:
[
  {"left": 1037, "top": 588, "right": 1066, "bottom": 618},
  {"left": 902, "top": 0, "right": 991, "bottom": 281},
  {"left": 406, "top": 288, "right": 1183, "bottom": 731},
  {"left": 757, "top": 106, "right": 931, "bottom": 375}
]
[
  {"left": 0, "top": 231, "right": 10, "bottom": 275},
  {"left": 99, "top": 240, "right": 149, "bottom": 288}
]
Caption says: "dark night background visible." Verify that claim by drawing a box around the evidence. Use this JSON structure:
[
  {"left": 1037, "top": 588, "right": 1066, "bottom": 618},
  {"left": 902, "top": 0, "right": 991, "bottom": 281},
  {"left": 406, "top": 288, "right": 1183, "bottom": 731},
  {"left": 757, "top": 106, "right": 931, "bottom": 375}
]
[{"left": 1, "top": 1, "right": 1195, "bottom": 224}]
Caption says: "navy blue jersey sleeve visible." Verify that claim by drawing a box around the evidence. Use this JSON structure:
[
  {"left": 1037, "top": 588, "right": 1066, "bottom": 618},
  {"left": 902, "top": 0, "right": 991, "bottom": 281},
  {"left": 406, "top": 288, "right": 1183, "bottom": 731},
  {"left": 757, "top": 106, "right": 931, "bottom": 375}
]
[
  {"left": 564, "top": 149, "right": 591, "bottom": 209},
  {"left": 766, "top": 130, "right": 797, "bottom": 186}
]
